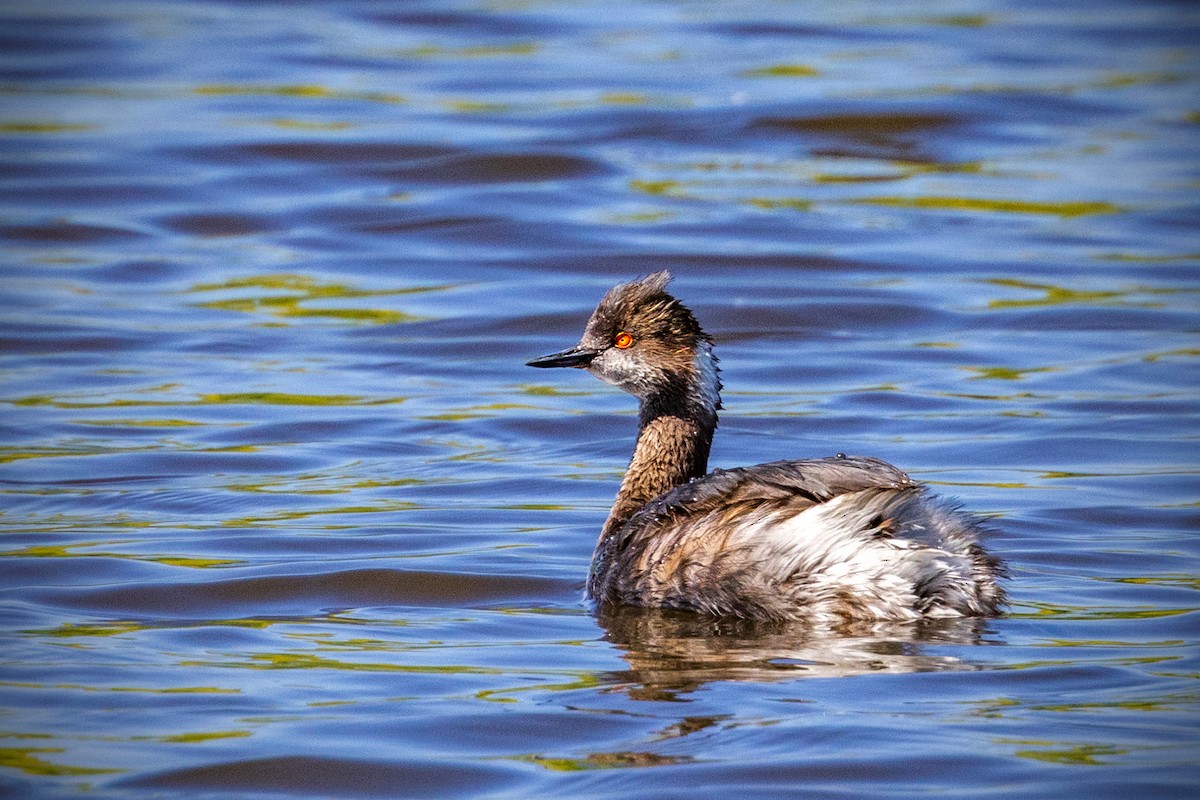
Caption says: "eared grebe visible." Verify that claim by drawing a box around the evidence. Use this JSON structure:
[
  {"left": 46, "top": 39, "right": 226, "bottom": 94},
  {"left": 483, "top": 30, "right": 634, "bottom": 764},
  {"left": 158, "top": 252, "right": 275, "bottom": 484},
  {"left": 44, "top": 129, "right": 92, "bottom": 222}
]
[{"left": 527, "top": 272, "right": 1007, "bottom": 622}]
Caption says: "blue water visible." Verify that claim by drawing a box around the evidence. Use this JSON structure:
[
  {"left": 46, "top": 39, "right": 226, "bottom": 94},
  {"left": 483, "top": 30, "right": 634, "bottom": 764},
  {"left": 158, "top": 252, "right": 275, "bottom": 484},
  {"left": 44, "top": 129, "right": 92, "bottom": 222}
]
[{"left": 1, "top": 0, "right": 1197, "bottom": 797}]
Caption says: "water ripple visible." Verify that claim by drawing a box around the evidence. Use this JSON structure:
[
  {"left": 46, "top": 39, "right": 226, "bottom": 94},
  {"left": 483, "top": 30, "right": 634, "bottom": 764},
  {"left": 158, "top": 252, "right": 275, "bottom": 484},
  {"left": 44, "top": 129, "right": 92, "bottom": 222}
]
[{"left": 2, "top": 1, "right": 1197, "bottom": 798}]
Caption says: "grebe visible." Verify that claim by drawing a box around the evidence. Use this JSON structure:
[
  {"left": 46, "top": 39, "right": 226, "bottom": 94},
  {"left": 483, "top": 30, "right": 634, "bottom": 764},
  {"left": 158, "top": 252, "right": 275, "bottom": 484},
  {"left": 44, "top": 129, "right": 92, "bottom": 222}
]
[{"left": 527, "top": 272, "right": 1007, "bottom": 622}]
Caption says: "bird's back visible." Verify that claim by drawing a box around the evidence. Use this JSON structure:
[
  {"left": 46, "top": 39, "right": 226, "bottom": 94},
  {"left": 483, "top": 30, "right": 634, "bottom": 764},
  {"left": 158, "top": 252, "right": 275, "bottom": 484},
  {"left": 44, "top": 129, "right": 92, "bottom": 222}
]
[{"left": 588, "top": 455, "right": 1007, "bottom": 622}]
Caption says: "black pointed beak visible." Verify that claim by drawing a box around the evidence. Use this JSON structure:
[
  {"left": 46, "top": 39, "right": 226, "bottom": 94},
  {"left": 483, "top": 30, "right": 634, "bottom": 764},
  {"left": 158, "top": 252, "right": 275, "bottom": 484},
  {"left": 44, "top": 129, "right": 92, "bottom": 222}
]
[{"left": 526, "top": 346, "right": 598, "bottom": 369}]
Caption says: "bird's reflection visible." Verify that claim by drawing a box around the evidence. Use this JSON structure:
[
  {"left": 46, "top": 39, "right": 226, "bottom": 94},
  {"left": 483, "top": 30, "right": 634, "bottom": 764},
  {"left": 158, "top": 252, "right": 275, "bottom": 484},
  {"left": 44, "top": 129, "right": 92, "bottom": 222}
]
[{"left": 596, "top": 605, "right": 998, "bottom": 700}]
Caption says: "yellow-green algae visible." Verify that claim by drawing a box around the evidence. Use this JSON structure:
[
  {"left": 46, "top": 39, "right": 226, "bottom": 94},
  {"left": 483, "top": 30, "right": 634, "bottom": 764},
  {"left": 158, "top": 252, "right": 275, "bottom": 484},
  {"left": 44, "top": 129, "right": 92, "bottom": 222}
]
[
  {"left": 1009, "top": 602, "right": 1198, "bottom": 621},
  {"left": 603, "top": 210, "right": 676, "bottom": 224},
  {"left": 217, "top": 500, "right": 419, "bottom": 528},
  {"left": 984, "top": 278, "right": 1172, "bottom": 309},
  {"left": 400, "top": 42, "right": 538, "bottom": 59},
  {"left": 26, "top": 616, "right": 361, "bottom": 639},
  {"left": 71, "top": 418, "right": 204, "bottom": 428},
  {"left": 600, "top": 92, "right": 651, "bottom": 105},
  {"left": 0, "top": 680, "right": 237, "bottom": 694},
  {"left": 742, "top": 64, "right": 820, "bottom": 78},
  {"left": 444, "top": 100, "right": 513, "bottom": 114},
  {"left": 416, "top": 401, "right": 561, "bottom": 422},
  {"left": 1002, "top": 740, "right": 1130, "bottom": 766},
  {"left": 189, "top": 273, "right": 448, "bottom": 325},
  {"left": 976, "top": 694, "right": 1191, "bottom": 715},
  {"left": 31, "top": 620, "right": 251, "bottom": 638},
  {"left": 8, "top": 391, "right": 402, "bottom": 410},
  {"left": 154, "top": 730, "right": 252, "bottom": 744},
  {"left": 222, "top": 474, "right": 437, "bottom": 495},
  {"left": 180, "top": 652, "right": 503, "bottom": 674},
  {"left": 264, "top": 118, "right": 353, "bottom": 130},
  {"left": 856, "top": 196, "right": 1120, "bottom": 217},
  {"left": 629, "top": 179, "right": 686, "bottom": 197},
  {"left": 1104, "top": 575, "right": 1200, "bottom": 591},
  {"left": 198, "top": 392, "right": 372, "bottom": 406},
  {"left": 930, "top": 14, "right": 991, "bottom": 26},
  {"left": 194, "top": 84, "right": 404, "bottom": 104},
  {"left": 0, "top": 121, "right": 94, "bottom": 134},
  {"left": 966, "top": 365, "right": 1058, "bottom": 381},
  {"left": 0, "top": 747, "right": 123, "bottom": 777},
  {"left": 476, "top": 672, "right": 603, "bottom": 703},
  {"left": 748, "top": 197, "right": 813, "bottom": 211},
  {"left": 513, "top": 751, "right": 693, "bottom": 771},
  {"left": 3, "top": 542, "right": 241, "bottom": 569}
]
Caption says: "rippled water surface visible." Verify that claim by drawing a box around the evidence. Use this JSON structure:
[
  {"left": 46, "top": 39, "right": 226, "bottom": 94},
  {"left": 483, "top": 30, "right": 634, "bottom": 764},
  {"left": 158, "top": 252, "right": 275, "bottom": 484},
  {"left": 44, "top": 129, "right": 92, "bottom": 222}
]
[{"left": 2, "top": 0, "right": 1198, "bottom": 797}]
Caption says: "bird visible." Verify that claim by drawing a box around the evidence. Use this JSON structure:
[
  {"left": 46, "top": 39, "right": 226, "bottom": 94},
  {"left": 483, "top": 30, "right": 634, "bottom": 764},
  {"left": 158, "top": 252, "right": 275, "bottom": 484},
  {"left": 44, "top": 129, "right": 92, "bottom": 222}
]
[{"left": 526, "top": 271, "right": 1007, "bottom": 623}]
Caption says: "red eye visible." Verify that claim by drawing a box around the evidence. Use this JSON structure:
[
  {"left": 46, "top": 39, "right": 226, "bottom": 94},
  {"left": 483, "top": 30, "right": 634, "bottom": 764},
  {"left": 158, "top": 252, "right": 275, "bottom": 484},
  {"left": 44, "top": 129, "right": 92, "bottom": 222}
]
[{"left": 614, "top": 332, "right": 634, "bottom": 349}]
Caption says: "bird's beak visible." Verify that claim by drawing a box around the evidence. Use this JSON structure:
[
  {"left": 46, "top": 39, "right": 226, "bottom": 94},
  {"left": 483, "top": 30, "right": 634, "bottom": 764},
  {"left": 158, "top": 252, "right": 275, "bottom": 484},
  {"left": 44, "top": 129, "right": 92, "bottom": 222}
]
[{"left": 526, "top": 346, "right": 598, "bottom": 369}]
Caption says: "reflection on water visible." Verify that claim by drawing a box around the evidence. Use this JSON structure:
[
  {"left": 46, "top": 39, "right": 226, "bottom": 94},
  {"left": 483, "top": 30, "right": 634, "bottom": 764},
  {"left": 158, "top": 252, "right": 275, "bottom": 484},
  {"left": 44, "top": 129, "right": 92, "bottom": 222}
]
[
  {"left": 1, "top": 0, "right": 1198, "bottom": 797},
  {"left": 597, "top": 606, "right": 993, "bottom": 698}
]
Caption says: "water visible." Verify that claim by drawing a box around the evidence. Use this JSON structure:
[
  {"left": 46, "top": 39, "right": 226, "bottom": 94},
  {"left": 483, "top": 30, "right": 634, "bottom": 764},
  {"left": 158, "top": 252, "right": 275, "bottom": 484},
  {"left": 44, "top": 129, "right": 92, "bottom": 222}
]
[{"left": 1, "top": 0, "right": 1197, "bottom": 797}]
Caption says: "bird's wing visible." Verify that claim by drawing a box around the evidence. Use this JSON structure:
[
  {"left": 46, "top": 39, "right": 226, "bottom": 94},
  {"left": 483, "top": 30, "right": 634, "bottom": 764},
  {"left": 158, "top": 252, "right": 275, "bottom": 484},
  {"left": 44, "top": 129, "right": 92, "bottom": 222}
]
[
  {"left": 637, "top": 455, "right": 916, "bottom": 519},
  {"left": 601, "top": 456, "right": 918, "bottom": 583}
]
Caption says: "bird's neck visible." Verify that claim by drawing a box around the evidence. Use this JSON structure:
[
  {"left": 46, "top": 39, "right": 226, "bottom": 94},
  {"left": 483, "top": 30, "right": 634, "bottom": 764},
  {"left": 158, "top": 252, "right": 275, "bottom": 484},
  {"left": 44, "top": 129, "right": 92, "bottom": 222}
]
[{"left": 600, "top": 343, "right": 720, "bottom": 540}]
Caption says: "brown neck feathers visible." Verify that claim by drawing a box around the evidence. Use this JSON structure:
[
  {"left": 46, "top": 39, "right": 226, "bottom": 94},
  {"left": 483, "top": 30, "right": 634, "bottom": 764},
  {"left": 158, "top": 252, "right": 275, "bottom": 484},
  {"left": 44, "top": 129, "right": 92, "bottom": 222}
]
[{"left": 600, "top": 410, "right": 714, "bottom": 540}]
